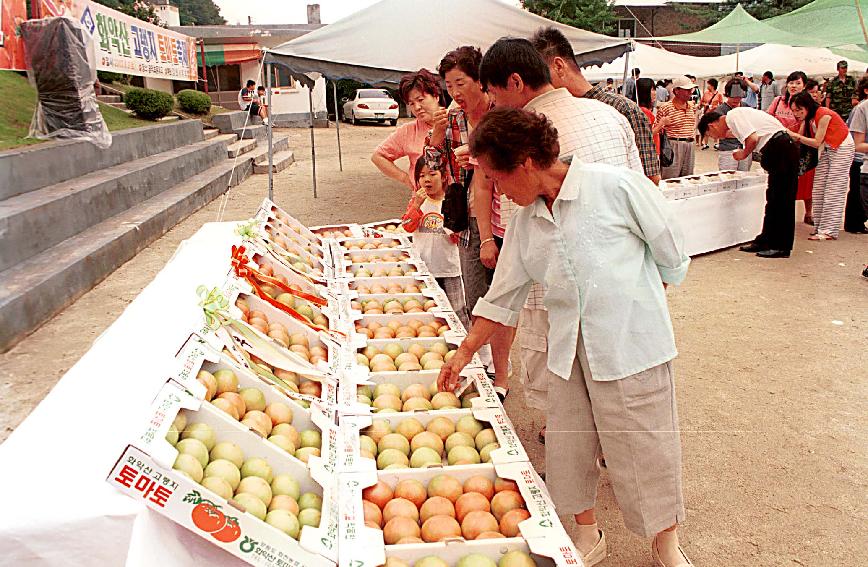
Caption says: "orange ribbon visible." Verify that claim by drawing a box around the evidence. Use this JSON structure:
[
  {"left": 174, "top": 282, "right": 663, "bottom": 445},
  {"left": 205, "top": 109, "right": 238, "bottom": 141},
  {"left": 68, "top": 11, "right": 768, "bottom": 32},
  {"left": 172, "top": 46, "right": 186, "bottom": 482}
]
[{"left": 231, "top": 246, "right": 344, "bottom": 339}]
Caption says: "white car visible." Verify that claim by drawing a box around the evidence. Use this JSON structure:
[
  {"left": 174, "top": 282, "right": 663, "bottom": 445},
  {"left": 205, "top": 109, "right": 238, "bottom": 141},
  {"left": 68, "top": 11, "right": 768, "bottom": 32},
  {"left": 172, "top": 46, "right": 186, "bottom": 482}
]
[{"left": 342, "top": 89, "right": 399, "bottom": 125}]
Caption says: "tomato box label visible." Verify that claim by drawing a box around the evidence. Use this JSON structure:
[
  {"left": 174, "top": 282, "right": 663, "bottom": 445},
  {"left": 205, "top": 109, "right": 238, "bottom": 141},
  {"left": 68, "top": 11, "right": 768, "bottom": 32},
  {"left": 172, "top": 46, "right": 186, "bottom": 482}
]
[
  {"left": 337, "top": 471, "right": 384, "bottom": 567},
  {"left": 109, "top": 446, "right": 334, "bottom": 567}
]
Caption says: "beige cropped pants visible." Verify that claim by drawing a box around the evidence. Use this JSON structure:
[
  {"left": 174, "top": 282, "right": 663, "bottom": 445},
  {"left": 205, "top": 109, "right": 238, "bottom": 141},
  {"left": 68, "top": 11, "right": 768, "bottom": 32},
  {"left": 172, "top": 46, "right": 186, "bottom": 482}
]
[{"left": 545, "top": 331, "right": 686, "bottom": 537}]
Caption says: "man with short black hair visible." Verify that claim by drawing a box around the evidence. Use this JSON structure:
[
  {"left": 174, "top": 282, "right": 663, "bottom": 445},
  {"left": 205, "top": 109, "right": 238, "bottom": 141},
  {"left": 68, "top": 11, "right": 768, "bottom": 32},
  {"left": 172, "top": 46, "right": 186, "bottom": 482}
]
[
  {"left": 699, "top": 108, "right": 799, "bottom": 258},
  {"left": 530, "top": 26, "right": 661, "bottom": 183},
  {"left": 238, "top": 79, "right": 257, "bottom": 114},
  {"left": 758, "top": 71, "right": 780, "bottom": 111}
]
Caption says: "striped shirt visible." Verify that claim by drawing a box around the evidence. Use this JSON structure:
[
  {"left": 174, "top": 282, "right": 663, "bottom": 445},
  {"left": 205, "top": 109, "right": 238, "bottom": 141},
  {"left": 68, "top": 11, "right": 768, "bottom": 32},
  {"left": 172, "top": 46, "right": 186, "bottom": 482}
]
[
  {"left": 518, "top": 88, "right": 644, "bottom": 310},
  {"left": 657, "top": 100, "right": 698, "bottom": 139}
]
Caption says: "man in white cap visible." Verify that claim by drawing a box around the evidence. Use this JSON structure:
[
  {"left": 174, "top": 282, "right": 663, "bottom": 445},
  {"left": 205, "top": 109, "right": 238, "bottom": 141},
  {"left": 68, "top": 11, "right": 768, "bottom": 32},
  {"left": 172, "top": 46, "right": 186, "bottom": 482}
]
[{"left": 657, "top": 76, "right": 699, "bottom": 179}]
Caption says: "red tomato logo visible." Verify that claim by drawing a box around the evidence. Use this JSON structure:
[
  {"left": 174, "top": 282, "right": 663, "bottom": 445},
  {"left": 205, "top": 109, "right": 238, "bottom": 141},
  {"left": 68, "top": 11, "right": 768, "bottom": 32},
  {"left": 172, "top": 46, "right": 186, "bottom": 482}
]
[
  {"left": 211, "top": 516, "right": 242, "bottom": 543},
  {"left": 191, "top": 502, "right": 227, "bottom": 533}
]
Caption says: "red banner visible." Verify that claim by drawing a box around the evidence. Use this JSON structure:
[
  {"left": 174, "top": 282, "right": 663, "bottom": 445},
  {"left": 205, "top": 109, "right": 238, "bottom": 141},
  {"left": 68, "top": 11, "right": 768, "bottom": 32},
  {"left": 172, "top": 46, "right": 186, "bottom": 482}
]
[{"left": 0, "top": 0, "right": 27, "bottom": 71}]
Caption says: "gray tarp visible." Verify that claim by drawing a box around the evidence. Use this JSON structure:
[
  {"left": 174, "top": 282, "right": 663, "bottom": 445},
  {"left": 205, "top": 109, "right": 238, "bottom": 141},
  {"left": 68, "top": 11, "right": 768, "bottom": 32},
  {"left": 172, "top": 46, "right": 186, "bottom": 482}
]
[{"left": 265, "top": 0, "right": 630, "bottom": 86}]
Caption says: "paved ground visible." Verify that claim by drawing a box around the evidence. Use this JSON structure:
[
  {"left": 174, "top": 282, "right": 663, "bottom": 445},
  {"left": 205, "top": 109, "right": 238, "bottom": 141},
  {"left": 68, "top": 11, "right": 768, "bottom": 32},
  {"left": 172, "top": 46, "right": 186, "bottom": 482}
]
[{"left": 1, "top": 120, "right": 866, "bottom": 567}]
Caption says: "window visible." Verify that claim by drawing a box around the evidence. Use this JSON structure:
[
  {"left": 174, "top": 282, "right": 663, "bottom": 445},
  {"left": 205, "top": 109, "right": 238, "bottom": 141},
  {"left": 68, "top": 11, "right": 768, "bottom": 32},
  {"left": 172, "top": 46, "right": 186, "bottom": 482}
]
[
  {"left": 358, "top": 89, "right": 390, "bottom": 99},
  {"left": 618, "top": 18, "right": 636, "bottom": 38}
]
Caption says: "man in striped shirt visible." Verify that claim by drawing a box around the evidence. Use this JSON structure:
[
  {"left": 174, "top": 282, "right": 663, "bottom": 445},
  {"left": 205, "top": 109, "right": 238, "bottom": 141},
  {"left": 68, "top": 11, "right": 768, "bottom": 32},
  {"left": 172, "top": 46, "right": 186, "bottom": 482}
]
[
  {"left": 530, "top": 26, "right": 661, "bottom": 185},
  {"left": 657, "top": 76, "right": 699, "bottom": 179}
]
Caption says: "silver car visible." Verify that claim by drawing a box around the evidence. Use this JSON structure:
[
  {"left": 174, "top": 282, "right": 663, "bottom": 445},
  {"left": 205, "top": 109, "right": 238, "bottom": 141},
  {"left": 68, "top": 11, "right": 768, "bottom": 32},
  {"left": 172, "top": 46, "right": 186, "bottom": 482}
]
[{"left": 342, "top": 89, "right": 399, "bottom": 126}]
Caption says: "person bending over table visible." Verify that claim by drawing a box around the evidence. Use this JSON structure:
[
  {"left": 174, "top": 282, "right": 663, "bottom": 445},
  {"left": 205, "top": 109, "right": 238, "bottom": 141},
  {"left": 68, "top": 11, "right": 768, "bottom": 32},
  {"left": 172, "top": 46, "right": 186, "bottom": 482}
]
[
  {"left": 699, "top": 107, "right": 799, "bottom": 258},
  {"left": 438, "top": 107, "right": 692, "bottom": 567}
]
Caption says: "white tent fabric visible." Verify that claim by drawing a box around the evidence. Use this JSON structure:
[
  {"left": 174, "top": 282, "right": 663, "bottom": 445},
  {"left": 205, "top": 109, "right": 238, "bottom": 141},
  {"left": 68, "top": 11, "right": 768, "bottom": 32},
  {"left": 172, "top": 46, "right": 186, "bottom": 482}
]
[
  {"left": 266, "top": 0, "right": 629, "bottom": 86},
  {"left": 582, "top": 42, "right": 867, "bottom": 83}
]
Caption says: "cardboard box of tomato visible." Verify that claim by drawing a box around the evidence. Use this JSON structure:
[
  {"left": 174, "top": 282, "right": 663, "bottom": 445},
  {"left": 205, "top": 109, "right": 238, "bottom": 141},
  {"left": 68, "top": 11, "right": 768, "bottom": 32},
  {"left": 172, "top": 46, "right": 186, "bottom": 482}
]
[{"left": 107, "top": 380, "right": 339, "bottom": 567}]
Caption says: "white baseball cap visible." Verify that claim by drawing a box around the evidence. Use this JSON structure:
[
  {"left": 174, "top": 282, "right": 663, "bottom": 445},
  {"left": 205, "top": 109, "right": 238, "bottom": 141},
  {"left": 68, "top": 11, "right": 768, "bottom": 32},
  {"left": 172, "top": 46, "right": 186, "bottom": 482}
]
[{"left": 672, "top": 76, "right": 698, "bottom": 91}]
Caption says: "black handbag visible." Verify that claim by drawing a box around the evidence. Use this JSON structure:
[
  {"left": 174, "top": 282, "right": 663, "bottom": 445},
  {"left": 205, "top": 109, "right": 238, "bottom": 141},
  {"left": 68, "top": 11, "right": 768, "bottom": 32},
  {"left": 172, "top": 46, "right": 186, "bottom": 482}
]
[
  {"left": 797, "top": 121, "right": 818, "bottom": 176},
  {"left": 659, "top": 131, "right": 675, "bottom": 168},
  {"left": 441, "top": 154, "right": 473, "bottom": 234}
]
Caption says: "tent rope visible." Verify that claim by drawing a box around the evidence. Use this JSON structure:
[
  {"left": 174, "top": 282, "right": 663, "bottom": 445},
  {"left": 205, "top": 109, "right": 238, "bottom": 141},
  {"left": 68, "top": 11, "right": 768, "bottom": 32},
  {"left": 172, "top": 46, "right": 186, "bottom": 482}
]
[{"left": 216, "top": 55, "right": 267, "bottom": 223}]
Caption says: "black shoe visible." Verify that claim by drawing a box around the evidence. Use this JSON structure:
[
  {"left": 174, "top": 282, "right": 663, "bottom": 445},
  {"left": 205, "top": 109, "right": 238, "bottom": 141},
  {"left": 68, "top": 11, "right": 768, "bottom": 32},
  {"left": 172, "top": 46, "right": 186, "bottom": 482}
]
[
  {"left": 756, "top": 249, "right": 790, "bottom": 258},
  {"left": 740, "top": 242, "right": 763, "bottom": 252},
  {"left": 862, "top": 266, "right": 868, "bottom": 278},
  {"left": 845, "top": 227, "right": 868, "bottom": 234}
]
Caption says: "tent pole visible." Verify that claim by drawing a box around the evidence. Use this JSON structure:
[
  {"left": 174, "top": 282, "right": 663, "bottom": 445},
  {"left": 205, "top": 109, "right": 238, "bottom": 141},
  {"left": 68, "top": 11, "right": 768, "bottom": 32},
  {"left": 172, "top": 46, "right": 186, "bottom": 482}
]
[
  {"left": 333, "top": 80, "right": 343, "bottom": 172},
  {"left": 309, "top": 84, "right": 318, "bottom": 199},
  {"left": 266, "top": 62, "right": 274, "bottom": 202},
  {"left": 622, "top": 45, "right": 630, "bottom": 95},
  {"left": 735, "top": 43, "right": 740, "bottom": 74},
  {"left": 856, "top": 0, "right": 868, "bottom": 45}
]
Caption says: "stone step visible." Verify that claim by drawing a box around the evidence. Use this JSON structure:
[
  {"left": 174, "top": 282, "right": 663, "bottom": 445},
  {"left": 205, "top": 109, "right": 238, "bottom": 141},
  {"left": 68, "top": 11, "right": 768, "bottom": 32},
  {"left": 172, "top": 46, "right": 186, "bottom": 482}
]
[
  {"left": 212, "top": 111, "right": 262, "bottom": 134},
  {"left": 234, "top": 124, "right": 266, "bottom": 140},
  {"left": 253, "top": 150, "right": 294, "bottom": 174},
  {"left": 0, "top": 137, "right": 229, "bottom": 273},
  {"left": 0, "top": 120, "right": 205, "bottom": 201},
  {"left": 227, "top": 137, "right": 257, "bottom": 158},
  {"left": 158, "top": 115, "right": 180, "bottom": 122},
  {"left": 97, "top": 94, "right": 121, "bottom": 103},
  {"left": 203, "top": 128, "right": 220, "bottom": 140},
  {"left": 0, "top": 156, "right": 254, "bottom": 351},
  {"left": 108, "top": 102, "right": 127, "bottom": 109},
  {"left": 250, "top": 135, "right": 290, "bottom": 164}
]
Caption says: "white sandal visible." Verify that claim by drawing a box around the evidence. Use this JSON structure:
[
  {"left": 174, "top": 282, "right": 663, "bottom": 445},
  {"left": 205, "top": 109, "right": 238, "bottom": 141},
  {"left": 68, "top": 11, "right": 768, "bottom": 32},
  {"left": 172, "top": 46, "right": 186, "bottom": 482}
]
[{"left": 652, "top": 533, "right": 694, "bottom": 567}]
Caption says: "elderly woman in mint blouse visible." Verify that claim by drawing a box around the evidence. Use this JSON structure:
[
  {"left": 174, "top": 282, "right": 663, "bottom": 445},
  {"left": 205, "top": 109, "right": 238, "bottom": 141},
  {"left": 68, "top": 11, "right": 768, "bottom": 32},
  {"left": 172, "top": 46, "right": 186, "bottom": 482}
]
[{"left": 437, "top": 108, "right": 693, "bottom": 567}]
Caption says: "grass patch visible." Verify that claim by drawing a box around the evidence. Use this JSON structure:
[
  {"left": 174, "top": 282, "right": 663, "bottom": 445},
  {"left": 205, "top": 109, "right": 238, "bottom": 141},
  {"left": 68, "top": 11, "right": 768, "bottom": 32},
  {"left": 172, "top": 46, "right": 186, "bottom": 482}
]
[{"left": 0, "top": 71, "right": 160, "bottom": 151}]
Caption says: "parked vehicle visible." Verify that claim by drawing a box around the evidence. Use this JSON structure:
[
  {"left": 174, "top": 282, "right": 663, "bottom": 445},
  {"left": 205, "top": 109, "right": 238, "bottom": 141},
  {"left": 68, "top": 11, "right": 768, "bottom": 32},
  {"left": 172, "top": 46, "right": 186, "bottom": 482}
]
[{"left": 342, "top": 89, "right": 399, "bottom": 125}]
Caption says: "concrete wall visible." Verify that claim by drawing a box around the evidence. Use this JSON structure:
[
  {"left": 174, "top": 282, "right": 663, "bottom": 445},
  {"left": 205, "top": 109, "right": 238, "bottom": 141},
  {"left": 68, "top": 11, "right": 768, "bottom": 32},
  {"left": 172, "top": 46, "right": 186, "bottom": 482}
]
[
  {"left": 271, "top": 76, "right": 327, "bottom": 116},
  {"left": 0, "top": 120, "right": 205, "bottom": 201}
]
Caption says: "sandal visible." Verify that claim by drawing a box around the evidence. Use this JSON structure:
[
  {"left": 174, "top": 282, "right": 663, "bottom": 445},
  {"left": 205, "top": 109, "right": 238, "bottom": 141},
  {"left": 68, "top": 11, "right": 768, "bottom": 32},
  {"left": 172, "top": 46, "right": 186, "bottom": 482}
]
[
  {"left": 808, "top": 233, "right": 837, "bottom": 241},
  {"left": 652, "top": 534, "right": 694, "bottom": 567},
  {"left": 493, "top": 386, "right": 509, "bottom": 404}
]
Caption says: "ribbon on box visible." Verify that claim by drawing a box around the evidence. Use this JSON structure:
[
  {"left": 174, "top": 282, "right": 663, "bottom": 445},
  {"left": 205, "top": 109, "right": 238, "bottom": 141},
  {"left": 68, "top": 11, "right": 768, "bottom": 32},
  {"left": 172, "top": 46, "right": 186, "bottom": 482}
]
[
  {"left": 231, "top": 246, "right": 344, "bottom": 341},
  {"left": 196, "top": 285, "right": 310, "bottom": 389},
  {"left": 237, "top": 219, "right": 323, "bottom": 285}
]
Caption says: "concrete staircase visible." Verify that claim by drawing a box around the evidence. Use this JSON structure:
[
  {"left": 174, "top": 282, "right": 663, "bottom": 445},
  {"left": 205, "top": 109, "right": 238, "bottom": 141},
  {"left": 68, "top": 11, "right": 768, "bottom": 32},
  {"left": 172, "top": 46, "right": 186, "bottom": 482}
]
[
  {"left": 0, "top": 120, "right": 261, "bottom": 350},
  {"left": 214, "top": 112, "right": 294, "bottom": 174}
]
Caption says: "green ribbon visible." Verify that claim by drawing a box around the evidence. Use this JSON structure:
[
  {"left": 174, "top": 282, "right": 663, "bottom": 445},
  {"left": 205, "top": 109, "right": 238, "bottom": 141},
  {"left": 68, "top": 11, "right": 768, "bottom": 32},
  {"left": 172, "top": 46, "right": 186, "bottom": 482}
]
[
  {"left": 197, "top": 285, "right": 230, "bottom": 330},
  {"left": 235, "top": 220, "right": 258, "bottom": 240}
]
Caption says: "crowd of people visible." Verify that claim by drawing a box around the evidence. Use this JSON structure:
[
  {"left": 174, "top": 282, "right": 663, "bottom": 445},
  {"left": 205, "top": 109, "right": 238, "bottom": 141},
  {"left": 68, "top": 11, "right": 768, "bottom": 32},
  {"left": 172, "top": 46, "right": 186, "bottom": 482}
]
[
  {"left": 368, "top": 28, "right": 693, "bottom": 567},
  {"left": 361, "top": 32, "right": 868, "bottom": 566}
]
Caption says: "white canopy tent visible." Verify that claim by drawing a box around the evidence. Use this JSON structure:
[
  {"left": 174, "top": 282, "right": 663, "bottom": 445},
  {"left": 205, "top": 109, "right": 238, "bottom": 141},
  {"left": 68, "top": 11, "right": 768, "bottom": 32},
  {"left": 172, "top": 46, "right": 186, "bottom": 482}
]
[
  {"left": 262, "top": 0, "right": 630, "bottom": 197},
  {"left": 582, "top": 42, "right": 867, "bottom": 83}
]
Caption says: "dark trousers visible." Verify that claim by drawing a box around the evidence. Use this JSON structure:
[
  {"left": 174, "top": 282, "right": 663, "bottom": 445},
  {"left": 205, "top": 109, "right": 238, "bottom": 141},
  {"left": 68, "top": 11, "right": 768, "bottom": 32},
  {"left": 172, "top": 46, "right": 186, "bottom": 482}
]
[
  {"left": 756, "top": 133, "right": 800, "bottom": 251},
  {"left": 844, "top": 160, "right": 868, "bottom": 231}
]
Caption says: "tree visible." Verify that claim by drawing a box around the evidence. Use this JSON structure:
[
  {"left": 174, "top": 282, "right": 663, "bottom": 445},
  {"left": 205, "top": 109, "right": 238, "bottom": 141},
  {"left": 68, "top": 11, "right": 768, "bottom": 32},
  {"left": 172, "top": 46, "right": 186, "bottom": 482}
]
[
  {"left": 677, "top": 0, "right": 814, "bottom": 25},
  {"left": 170, "top": 0, "right": 226, "bottom": 26},
  {"left": 522, "top": 0, "right": 617, "bottom": 36}
]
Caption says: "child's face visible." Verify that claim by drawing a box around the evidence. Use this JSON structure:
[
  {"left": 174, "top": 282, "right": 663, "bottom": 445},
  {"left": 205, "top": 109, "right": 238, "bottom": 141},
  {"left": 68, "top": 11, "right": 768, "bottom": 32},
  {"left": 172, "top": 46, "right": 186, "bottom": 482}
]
[{"left": 417, "top": 166, "right": 444, "bottom": 198}]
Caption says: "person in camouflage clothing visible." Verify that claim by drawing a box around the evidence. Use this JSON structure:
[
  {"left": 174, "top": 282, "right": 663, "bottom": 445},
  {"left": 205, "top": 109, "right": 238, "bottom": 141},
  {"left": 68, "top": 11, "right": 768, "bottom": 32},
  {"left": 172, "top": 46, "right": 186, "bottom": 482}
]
[{"left": 824, "top": 60, "right": 857, "bottom": 120}]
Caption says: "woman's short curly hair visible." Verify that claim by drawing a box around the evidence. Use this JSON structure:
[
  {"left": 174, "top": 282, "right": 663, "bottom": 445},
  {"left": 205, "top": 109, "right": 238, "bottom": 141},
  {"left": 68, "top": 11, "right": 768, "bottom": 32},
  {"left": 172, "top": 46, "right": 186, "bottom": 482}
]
[
  {"left": 469, "top": 108, "right": 560, "bottom": 171},
  {"left": 437, "top": 46, "right": 483, "bottom": 82},
  {"left": 858, "top": 75, "right": 868, "bottom": 101},
  {"left": 398, "top": 68, "right": 441, "bottom": 104}
]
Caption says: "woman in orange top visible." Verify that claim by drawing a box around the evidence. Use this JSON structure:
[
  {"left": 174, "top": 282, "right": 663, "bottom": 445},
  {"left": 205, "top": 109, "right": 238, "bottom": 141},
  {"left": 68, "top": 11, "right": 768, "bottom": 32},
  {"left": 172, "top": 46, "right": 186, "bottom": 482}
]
[
  {"left": 788, "top": 91, "right": 856, "bottom": 240},
  {"left": 769, "top": 71, "right": 815, "bottom": 224}
]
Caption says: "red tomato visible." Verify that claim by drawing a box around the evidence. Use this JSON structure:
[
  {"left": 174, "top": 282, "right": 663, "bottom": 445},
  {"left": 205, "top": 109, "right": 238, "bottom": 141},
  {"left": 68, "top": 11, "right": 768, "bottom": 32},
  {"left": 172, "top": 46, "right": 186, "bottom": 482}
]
[
  {"left": 211, "top": 517, "right": 242, "bottom": 543},
  {"left": 191, "top": 502, "right": 227, "bottom": 533}
]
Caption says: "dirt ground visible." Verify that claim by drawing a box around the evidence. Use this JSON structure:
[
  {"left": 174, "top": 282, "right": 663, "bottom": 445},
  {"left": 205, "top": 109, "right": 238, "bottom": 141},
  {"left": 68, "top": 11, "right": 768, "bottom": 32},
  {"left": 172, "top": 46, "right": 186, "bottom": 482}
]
[{"left": 1, "top": 120, "right": 866, "bottom": 567}]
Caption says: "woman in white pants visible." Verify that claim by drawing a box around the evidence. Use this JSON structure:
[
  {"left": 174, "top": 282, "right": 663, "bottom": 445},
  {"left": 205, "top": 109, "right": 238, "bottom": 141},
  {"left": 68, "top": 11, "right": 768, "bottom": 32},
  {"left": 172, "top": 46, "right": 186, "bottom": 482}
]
[
  {"left": 438, "top": 108, "right": 693, "bottom": 567},
  {"left": 788, "top": 91, "right": 856, "bottom": 240}
]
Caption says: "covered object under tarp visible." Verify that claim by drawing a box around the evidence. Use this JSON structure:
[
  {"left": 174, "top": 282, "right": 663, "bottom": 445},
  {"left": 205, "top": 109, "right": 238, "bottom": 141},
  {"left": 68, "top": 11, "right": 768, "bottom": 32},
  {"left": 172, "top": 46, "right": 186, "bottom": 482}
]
[{"left": 264, "top": 0, "right": 630, "bottom": 86}]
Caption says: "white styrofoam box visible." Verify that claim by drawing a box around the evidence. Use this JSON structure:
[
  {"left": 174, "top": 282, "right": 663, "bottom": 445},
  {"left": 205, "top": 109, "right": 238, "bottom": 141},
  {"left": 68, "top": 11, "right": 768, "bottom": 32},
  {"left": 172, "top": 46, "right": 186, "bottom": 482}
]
[
  {"left": 310, "top": 223, "right": 366, "bottom": 240},
  {"left": 337, "top": 364, "right": 495, "bottom": 417},
  {"left": 257, "top": 198, "right": 319, "bottom": 241},
  {"left": 240, "top": 243, "right": 338, "bottom": 305},
  {"left": 345, "top": 403, "right": 528, "bottom": 474},
  {"left": 341, "top": 248, "right": 418, "bottom": 266},
  {"left": 354, "top": 311, "right": 467, "bottom": 338},
  {"left": 385, "top": 539, "right": 556, "bottom": 567},
  {"left": 348, "top": 275, "right": 435, "bottom": 296},
  {"left": 107, "top": 381, "right": 339, "bottom": 566},
  {"left": 336, "top": 236, "right": 413, "bottom": 252},
  {"left": 259, "top": 226, "right": 334, "bottom": 280},
  {"left": 351, "top": 291, "right": 454, "bottom": 317},
  {"left": 359, "top": 218, "right": 411, "bottom": 240},
  {"left": 344, "top": 260, "right": 430, "bottom": 279},
  {"left": 341, "top": 462, "right": 580, "bottom": 567}
]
